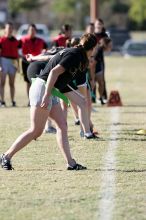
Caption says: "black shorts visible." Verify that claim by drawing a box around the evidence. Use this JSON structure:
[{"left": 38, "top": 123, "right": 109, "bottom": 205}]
[
  {"left": 27, "top": 61, "right": 47, "bottom": 83},
  {"left": 21, "top": 58, "right": 30, "bottom": 83}
]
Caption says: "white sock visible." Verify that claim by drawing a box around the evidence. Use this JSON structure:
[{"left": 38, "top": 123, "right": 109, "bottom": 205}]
[{"left": 84, "top": 132, "right": 92, "bottom": 137}]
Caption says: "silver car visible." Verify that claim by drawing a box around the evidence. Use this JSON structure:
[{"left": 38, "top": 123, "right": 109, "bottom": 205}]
[{"left": 122, "top": 40, "right": 146, "bottom": 57}]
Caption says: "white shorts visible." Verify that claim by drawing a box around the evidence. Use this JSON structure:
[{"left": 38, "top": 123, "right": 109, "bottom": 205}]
[
  {"left": 77, "top": 82, "right": 87, "bottom": 88},
  {"left": 29, "top": 78, "right": 59, "bottom": 110}
]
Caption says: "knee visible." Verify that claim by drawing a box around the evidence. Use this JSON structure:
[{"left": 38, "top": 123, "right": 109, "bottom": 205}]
[
  {"left": 29, "top": 127, "right": 43, "bottom": 139},
  {"left": 1, "top": 80, "right": 5, "bottom": 87},
  {"left": 9, "top": 82, "right": 15, "bottom": 88}
]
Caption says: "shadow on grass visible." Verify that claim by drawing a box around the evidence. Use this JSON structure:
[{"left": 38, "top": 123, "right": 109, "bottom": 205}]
[
  {"left": 98, "top": 137, "right": 146, "bottom": 141},
  {"left": 94, "top": 168, "right": 146, "bottom": 173},
  {"left": 124, "top": 104, "right": 146, "bottom": 107}
]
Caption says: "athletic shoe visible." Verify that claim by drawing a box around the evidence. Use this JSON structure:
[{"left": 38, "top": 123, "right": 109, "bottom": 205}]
[
  {"left": 44, "top": 126, "right": 57, "bottom": 134},
  {"left": 0, "top": 101, "right": 6, "bottom": 107},
  {"left": 96, "top": 98, "right": 106, "bottom": 105},
  {"left": 92, "top": 107, "right": 97, "bottom": 112},
  {"left": 12, "top": 101, "right": 16, "bottom": 107},
  {"left": 67, "top": 163, "right": 87, "bottom": 170},
  {"left": 74, "top": 119, "right": 80, "bottom": 125},
  {"left": 84, "top": 133, "right": 99, "bottom": 139},
  {"left": 103, "top": 99, "right": 107, "bottom": 104},
  {"left": 80, "top": 130, "right": 84, "bottom": 137},
  {"left": 0, "top": 154, "right": 14, "bottom": 170},
  {"left": 136, "top": 129, "right": 146, "bottom": 135}
]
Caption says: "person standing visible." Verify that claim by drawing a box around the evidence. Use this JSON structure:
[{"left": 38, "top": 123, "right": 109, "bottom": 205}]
[
  {"left": 53, "top": 24, "right": 72, "bottom": 47},
  {"left": 94, "top": 19, "right": 109, "bottom": 103},
  {"left": 20, "top": 24, "right": 48, "bottom": 104},
  {"left": 90, "top": 37, "right": 112, "bottom": 105},
  {"left": 0, "top": 22, "right": 20, "bottom": 107}
]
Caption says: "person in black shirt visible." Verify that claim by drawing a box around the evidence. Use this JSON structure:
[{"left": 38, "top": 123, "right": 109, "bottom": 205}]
[
  {"left": 0, "top": 33, "right": 97, "bottom": 171},
  {"left": 90, "top": 37, "right": 112, "bottom": 104},
  {"left": 93, "top": 18, "right": 109, "bottom": 103}
]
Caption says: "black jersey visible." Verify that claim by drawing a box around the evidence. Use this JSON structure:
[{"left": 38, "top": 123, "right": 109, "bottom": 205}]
[{"left": 39, "top": 47, "right": 87, "bottom": 91}]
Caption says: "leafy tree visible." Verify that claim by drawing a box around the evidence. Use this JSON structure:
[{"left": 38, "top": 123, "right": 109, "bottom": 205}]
[
  {"left": 8, "top": 0, "right": 42, "bottom": 18},
  {"left": 50, "top": 0, "right": 89, "bottom": 29},
  {"left": 129, "top": 0, "right": 146, "bottom": 28}
]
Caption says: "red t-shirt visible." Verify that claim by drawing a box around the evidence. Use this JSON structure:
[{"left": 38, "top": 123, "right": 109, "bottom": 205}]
[
  {"left": 20, "top": 35, "right": 47, "bottom": 56},
  {"left": 53, "top": 34, "right": 68, "bottom": 47},
  {"left": 0, "top": 36, "right": 20, "bottom": 59}
]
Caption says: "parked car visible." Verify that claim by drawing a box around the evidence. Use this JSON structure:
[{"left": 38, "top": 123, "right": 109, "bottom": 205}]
[
  {"left": 122, "top": 40, "right": 146, "bottom": 57},
  {"left": 16, "top": 24, "right": 51, "bottom": 46},
  {"left": 107, "top": 28, "right": 131, "bottom": 51}
]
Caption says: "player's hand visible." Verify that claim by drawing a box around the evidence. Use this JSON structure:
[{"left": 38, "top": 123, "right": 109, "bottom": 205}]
[
  {"left": 25, "top": 54, "right": 33, "bottom": 62},
  {"left": 40, "top": 94, "right": 51, "bottom": 110}
]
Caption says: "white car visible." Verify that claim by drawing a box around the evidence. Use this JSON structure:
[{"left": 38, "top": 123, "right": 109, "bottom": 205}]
[{"left": 16, "top": 24, "right": 50, "bottom": 45}]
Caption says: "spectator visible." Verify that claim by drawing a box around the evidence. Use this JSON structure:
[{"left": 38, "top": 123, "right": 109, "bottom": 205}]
[
  {"left": 0, "top": 22, "right": 20, "bottom": 107},
  {"left": 20, "top": 24, "right": 48, "bottom": 105},
  {"left": 86, "top": 22, "right": 95, "bottom": 34},
  {"left": 53, "top": 24, "right": 72, "bottom": 47},
  {"left": 93, "top": 19, "right": 109, "bottom": 103},
  {"left": 90, "top": 37, "right": 112, "bottom": 105}
]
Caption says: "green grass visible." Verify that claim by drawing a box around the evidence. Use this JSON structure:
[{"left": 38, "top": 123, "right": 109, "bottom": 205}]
[{"left": 0, "top": 56, "right": 146, "bottom": 220}]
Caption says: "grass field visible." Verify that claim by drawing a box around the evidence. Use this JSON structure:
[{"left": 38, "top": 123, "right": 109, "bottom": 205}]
[{"left": 0, "top": 56, "right": 146, "bottom": 220}]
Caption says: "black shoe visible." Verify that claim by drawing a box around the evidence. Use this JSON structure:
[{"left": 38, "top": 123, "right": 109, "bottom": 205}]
[
  {"left": 84, "top": 133, "right": 99, "bottom": 139},
  {"left": 0, "top": 101, "right": 6, "bottom": 107},
  {"left": 67, "top": 163, "right": 87, "bottom": 170},
  {"left": 12, "top": 101, "right": 16, "bottom": 107},
  {"left": 74, "top": 119, "right": 80, "bottom": 125},
  {"left": 100, "top": 97, "right": 106, "bottom": 105},
  {"left": 0, "top": 154, "right": 14, "bottom": 170}
]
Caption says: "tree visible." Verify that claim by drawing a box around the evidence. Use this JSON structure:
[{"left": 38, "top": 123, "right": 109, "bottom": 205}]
[
  {"left": 50, "top": 0, "right": 89, "bottom": 29},
  {"left": 8, "top": 0, "right": 42, "bottom": 18},
  {"left": 129, "top": 0, "right": 146, "bottom": 29}
]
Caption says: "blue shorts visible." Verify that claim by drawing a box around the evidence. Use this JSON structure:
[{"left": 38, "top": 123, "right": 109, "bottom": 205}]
[{"left": 0, "top": 57, "right": 17, "bottom": 75}]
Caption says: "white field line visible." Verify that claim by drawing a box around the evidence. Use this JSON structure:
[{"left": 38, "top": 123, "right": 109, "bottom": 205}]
[{"left": 98, "top": 107, "right": 120, "bottom": 220}]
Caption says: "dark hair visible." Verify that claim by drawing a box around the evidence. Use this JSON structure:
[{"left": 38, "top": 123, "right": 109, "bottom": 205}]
[
  {"left": 28, "top": 24, "right": 37, "bottom": 31},
  {"left": 96, "top": 18, "right": 104, "bottom": 25},
  {"left": 99, "top": 37, "right": 112, "bottom": 49},
  {"left": 80, "top": 33, "right": 97, "bottom": 51},
  {"left": 71, "top": 37, "right": 80, "bottom": 47},
  {"left": 61, "top": 24, "right": 72, "bottom": 34},
  {"left": 95, "top": 18, "right": 106, "bottom": 33}
]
